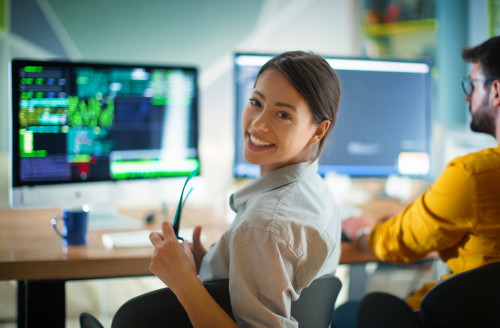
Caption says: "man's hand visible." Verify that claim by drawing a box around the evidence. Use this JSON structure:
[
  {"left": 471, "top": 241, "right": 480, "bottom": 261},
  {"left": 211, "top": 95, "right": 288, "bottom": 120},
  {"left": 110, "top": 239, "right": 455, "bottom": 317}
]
[{"left": 342, "top": 214, "right": 377, "bottom": 242}]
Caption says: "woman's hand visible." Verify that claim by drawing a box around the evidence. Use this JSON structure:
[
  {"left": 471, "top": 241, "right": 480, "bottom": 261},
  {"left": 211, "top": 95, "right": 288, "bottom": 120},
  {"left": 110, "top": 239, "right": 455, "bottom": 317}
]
[
  {"left": 149, "top": 222, "right": 238, "bottom": 328},
  {"left": 149, "top": 221, "right": 198, "bottom": 294}
]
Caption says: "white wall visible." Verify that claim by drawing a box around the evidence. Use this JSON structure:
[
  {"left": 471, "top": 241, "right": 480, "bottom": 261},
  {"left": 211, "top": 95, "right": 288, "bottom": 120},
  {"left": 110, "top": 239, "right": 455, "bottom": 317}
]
[{"left": 0, "top": 0, "right": 359, "bottom": 208}]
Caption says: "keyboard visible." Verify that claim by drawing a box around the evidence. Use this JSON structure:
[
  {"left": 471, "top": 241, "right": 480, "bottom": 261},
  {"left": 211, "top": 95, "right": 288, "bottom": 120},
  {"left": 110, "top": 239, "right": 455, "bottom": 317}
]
[{"left": 102, "top": 228, "right": 202, "bottom": 249}]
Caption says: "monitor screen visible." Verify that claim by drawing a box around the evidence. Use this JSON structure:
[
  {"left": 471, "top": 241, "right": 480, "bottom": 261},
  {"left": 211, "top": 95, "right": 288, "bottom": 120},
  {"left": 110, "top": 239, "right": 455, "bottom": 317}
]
[
  {"left": 10, "top": 59, "right": 199, "bottom": 223},
  {"left": 233, "top": 54, "right": 432, "bottom": 178}
]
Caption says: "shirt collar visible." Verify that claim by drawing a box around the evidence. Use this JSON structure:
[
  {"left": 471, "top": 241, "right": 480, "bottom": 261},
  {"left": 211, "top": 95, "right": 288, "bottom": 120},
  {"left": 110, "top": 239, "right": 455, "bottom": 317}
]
[{"left": 230, "top": 161, "right": 319, "bottom": 212}]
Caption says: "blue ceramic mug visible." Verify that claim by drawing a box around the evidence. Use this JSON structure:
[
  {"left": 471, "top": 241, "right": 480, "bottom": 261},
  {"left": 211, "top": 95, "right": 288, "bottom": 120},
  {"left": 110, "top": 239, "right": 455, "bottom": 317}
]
[{"left": 51, "top": 206, "right": 89, "bottom": 246}]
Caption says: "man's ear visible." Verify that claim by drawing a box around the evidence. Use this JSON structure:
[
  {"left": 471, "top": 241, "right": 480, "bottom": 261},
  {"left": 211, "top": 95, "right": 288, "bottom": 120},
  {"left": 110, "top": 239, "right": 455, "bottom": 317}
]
[
  {"left": 491, "top": 80, "right": 500, "bottom": 107},
  {"left": 310, "top": 120, "right": 331, "bottom": 144}
]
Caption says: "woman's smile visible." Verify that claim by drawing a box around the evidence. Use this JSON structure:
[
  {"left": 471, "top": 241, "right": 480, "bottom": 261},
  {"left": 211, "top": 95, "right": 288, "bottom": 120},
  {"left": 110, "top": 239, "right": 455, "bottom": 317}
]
[{"left": 247, "top": 133, "right": 275, "bottom": 151}]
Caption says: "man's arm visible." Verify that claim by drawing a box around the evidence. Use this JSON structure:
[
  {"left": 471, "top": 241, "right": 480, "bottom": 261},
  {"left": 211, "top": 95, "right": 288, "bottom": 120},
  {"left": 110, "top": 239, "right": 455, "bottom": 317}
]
[
  {"left": 373, "top": 162, "right": 474, "bottom": 263},
  {"left": 343, "top": 162, "right": 474, "bottom": 263}
]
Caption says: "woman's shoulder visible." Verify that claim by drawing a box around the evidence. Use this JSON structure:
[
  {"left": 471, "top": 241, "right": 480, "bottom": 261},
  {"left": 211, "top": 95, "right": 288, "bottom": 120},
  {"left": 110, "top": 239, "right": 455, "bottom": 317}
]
[
  {"left": 280, "top": 175, "right": 337, "bottom": 214},
  {"left": 240, "top": 179, "right": 337, "bottom": 233}
]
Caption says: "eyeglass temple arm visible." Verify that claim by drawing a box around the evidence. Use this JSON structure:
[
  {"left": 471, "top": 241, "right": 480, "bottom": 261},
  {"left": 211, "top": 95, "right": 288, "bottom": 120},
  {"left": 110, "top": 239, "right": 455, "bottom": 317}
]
[
  {"left": 172, "top": 170, "right": 197, "bottom": 237},
  {"left": 173, "top": 187, "right": 193, "bottom": 236}
]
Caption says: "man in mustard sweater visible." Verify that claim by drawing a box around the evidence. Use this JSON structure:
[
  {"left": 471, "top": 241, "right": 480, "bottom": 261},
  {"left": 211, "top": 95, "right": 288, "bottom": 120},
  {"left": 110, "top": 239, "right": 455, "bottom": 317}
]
[{"left": 340, "top": 35, "right": 500, "bottom": 317}]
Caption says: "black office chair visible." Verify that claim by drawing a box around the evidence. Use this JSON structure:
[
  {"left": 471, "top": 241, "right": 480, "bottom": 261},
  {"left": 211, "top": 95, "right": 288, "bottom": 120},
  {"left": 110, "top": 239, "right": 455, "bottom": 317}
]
[
  {"left": 81, "top": 274, "right": 342, "bottom": 328},
  {"left": 290, "top": 274, "right": 342, "bottom": 328},
  {"left": 357, "top": 261, "right": 500, "bottom": 328}
]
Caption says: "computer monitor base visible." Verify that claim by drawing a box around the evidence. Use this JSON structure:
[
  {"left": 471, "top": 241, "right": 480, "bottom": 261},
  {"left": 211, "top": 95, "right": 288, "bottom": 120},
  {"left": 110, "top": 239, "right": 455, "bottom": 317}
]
[{"left": 87, "top": 206, "right": 144, "bottom": 230}]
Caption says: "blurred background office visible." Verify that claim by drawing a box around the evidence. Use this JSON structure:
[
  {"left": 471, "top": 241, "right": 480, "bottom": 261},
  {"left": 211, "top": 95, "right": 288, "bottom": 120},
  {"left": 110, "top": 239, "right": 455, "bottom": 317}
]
[{"left": 0, "top": 0, "right": 499, "bottom": 327}]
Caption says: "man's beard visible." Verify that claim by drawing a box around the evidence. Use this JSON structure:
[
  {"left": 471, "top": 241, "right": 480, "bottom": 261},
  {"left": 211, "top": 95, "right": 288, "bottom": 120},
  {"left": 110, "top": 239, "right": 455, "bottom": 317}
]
[{"left": 469, "top": 97, "right": 496, "bottom": 136}]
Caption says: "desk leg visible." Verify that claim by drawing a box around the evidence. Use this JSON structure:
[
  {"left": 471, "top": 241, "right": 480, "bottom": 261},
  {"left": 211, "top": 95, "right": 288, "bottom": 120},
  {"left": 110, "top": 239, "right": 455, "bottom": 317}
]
[
  {"left": 17, "top": 280, "right": 66, "bottom": 328},
  {"left": 347, "top": 264, "right": 369, "bottom": 300}
]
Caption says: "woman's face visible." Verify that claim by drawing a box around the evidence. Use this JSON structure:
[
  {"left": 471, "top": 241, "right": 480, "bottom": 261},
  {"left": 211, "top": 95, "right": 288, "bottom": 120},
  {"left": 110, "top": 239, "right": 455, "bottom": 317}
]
[{"left": 242, "top": 69, "right": 327, "bottom": 176}]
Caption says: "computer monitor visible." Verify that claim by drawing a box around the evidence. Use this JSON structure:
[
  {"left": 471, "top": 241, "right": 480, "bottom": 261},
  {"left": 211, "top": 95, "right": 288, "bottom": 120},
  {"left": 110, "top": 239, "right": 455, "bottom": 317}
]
[
  {"left": 9, "top": 59, "right": 199, "bottom": 229},
  {"left": 233, "top": 53, "right": 432, "bottom": 179}
]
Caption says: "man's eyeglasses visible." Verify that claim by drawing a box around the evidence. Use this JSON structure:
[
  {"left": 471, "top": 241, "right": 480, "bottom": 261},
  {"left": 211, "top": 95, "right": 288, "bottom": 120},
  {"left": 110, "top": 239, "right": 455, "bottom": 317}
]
[{"left": 460, "top": 77, "right": 495, "bottom": 96}]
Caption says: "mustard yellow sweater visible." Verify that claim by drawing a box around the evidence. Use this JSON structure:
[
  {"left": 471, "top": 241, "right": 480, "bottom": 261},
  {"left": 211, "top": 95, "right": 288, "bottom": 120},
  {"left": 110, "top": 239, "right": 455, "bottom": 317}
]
[{"left": 369, "top": 144, "right": 500, "bottom": 310}]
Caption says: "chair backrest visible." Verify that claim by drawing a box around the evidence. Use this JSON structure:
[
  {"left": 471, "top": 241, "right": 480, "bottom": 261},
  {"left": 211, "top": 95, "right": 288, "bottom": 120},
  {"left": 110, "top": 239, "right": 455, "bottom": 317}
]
[
  {"left": 357, "top": 292, "right": 421, "bottom": 328},
  {"left": 357, "top": 261, "right": 500, "bottom": 328},
  {"left": 419, "top": 261, "right": 500, "bottom": 327},
  {"left": 291, "top": 274, "right": 342, "bottom": 328},
  {"left": 110, "top": 275, "right": 341, "bottom": 328},
  {"left": 80, "top": 312, "right": 105, "bottom": 328},
  {"left": 110, "top": 280, "right": 233, "bottom": 328}
]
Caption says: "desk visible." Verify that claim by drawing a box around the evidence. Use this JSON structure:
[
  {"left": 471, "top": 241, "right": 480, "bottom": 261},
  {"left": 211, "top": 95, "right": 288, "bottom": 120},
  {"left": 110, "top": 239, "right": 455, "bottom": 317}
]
[
  {"left": 0, "top": 206, "right": 230, "bottom": 328},
  {"left": 0, "top": 205, "right": 380, "bottom": 328}
]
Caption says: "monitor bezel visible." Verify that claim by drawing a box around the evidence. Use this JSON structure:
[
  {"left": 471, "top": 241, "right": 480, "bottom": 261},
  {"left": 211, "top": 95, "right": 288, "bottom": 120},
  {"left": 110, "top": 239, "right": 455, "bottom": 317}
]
[{"left": 10, "top": 58, "right": 200, "bottom": 189}]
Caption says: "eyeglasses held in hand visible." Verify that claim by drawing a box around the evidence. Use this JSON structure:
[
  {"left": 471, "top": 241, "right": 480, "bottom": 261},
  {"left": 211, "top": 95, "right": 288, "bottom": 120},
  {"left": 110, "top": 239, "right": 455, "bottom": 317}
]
[
  {"left": 172, "top": 170, "right": 198, "bottom": 241},
  {"left": 460, "top": 77, "right": 495, "bottom": 96}
]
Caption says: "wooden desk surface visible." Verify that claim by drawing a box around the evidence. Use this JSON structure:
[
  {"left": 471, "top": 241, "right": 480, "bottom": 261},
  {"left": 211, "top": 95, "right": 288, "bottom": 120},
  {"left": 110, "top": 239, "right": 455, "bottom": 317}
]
[
  {"left": 0, "top": 200, "right": 389, "bottom": 281},
  {"left": 0, "top": 206, "right": 228, "bottom": 281}
]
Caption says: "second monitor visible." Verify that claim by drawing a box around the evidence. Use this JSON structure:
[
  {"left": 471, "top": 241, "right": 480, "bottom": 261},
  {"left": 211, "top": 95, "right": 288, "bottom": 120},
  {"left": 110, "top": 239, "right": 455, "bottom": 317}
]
[{"left": 233, "top": 53, "right": 432, "bottom": 179}]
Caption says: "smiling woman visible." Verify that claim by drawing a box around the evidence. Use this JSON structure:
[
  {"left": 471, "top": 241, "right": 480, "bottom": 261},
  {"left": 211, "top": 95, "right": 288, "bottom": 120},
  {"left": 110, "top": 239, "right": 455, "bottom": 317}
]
[
  {"left": 148, "top": 51, "right": 343, "bottom": 328},
  {"left": 242, "top": 68, "right": 329, "bottom": 175}
]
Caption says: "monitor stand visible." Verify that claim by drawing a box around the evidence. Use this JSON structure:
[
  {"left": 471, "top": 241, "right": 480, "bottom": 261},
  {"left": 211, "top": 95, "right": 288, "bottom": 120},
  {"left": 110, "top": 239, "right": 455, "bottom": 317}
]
[{"left": 87, "top": 205, "right": 144, "bottom": 230}]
